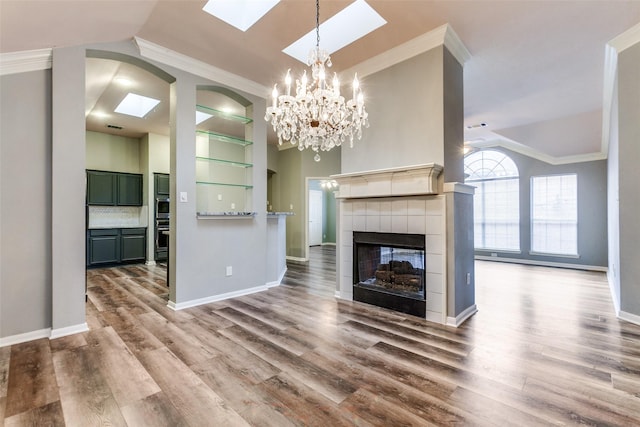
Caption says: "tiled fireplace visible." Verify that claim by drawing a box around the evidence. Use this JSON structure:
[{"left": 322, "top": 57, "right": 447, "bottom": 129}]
[{"left": 333, "top": 164, "right": 476, "bottom": 326}]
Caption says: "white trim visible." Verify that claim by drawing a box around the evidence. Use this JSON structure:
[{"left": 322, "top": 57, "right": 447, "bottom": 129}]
[
  {"left": 446, "top": 304, "right": 477, "bottom": 328},
  {"left": 443, "top": 182, "right": 475, "bottom": 195},
  {"left": 134, "top": 37, "right": 269, "bottom": 98},
  {"left": 321, "top": 242, "right": 337, "bottom": 246},
  {"left": 618, "top": 310, "right": 640, "bottom": 327},
  {"left": 145, "top": 260, "right": 157, "bottom": 266},
  {"left": 50, "top": 323, "right": 89, "bottom": 340},
  {"left": 0, "top": 328, "right": 51, "bottom": 347},
  {"left": 339, "top": 23, "right": 470, "bottom": 82},
  {"left": 266, "top": 267, "right": 287, "bottom": 288},
  {"left": 475, "top": 255, "right": 607, "bottom": 272},
  {"left": 468, "top": 138, "right": 607, "bottom": 165},
  {"left": 0, "top": 48, "right": 52, "bottom": 76},
  {"left": 607, "top": 271, "right": 621, "bottom": 314},
  {"left": 334, "top": 291, "right": 343, "bottom": 299},
  {"left": 608, "top": 21, "right": 640, "bottom": 53},
  {"left": 286, "top": 255, "right": 308, "bottom": 263},
  {"left": 167, "top": 284, "right": 269, "bottom": 311},
  {"left": 601, "top": 23, "right": 640, "bottom": 160}
]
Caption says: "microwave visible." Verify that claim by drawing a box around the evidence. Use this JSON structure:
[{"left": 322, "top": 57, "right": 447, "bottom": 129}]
[{"left": 156, "top": 198, "right": 170, "bottom": 218}]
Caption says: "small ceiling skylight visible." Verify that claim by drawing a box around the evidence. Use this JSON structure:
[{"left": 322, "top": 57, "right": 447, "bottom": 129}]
[
  {"left": 114, "top": 93, "right": 161, "bottom": 118},
  {"left": 196, "top": 111, "right": 213, "bottom": 125},
  {"left": 283, "top": 0, "right": 386, "bottom": 63},
  {"left": 202, "top": 0, "right": 280, "bottom": 32}
]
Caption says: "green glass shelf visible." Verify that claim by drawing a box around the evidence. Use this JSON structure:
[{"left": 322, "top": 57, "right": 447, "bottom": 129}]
[
  {"left": 196, "top": 130, "right": 253, "bottom": 146},
  {"left": 196, "top": 157, "right": 253, "bottom": 168},
  {"left": 196, "top": 181, "right": 253, "bottom": 189},
  {"left": 196, "top": 104, "right": 253, "bottom": 124}
]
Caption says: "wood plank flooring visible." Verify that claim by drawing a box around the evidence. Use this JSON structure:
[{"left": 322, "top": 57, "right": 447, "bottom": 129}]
[{"left": 2, "top": 246, "right": 640, "bottom": 426}]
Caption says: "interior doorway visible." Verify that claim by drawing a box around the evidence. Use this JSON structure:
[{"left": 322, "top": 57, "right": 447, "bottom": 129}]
[
  {"left": 309, "top": 189, "right": 323, "bottom": 246},
  {"left": 305, "top": 177, "right": 338, "bottom": 260}
]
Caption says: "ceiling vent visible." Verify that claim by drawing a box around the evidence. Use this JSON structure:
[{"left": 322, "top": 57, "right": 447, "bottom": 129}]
[{"left": 106, "top": 124, "right": 123, "bottom": 130}]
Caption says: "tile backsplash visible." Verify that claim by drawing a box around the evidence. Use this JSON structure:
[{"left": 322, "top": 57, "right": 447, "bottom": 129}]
[{"left": 88, "top": 206, "right": 148, "bottom": 229}]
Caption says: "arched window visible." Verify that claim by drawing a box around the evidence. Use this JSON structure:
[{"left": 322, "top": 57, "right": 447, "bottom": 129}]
[{"left": 464, "top": 150, "right": 520, "bottom": 251}]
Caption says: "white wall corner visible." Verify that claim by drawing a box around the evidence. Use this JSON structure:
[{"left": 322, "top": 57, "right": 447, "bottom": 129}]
[
  {"left": 266, "top": 267, "right": 287, "bottom": 288},
  {"left": 607, "top": 270, "right": 621, "bottom": 314},
  {"left": 167, "top": 284, "right": 270, "bottom": 310},
  {"left": 602, "top": 23, "right": 640, "bottom": 158},
  {"left": 50, "top": 323, "right": 89, "bottom": 340},
  {"left": 0, "top": 328, "right": 52, "bottom": 347},
  {"left": 618, "top": 310, "right": 640, "bottom": 327},
  {"left": 443, "top": 24, "right": 471, "bottom": 66},
  {"left": 0, "top": 48, "right": 52, "bottom": 76},
  {"left": 134, "top": 37, "right": 269, "bottom": 99},
  {"left": 446, "top": 304, "right": 478, "bottom": 327}
]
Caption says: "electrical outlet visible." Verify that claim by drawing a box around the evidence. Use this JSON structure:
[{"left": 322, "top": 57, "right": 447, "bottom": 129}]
[
  {"left": 226, "top": 266, "right": 232, "bottom": 276},
  {"left": 491, "top": 253, "right": 498, "bottom": 257},
  {"left": 466, "top": 272, "right": 471, "bottom": 285},
  {"left": 218, "top": 194, "right": 222, "bottom": 201},
  {"left": 290, "top": 204, "right": 293, "bottom": 210},
  {"left": 231, "top": 203, "right": 235, "bottom": 209}
]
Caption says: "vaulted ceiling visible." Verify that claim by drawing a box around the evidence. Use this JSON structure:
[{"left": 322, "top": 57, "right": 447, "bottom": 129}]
[{"left": 2, "top": 0, "right": 639, "bottom": 162}]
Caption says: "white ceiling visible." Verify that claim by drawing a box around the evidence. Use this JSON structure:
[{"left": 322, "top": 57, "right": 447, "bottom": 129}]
[{"left": 2, "top": 0, "right": 639, "bottom": 161}]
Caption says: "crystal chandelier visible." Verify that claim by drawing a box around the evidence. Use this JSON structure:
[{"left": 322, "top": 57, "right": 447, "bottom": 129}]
[{"left": 265, "top": 0, "right": 369, "bottom": 162}]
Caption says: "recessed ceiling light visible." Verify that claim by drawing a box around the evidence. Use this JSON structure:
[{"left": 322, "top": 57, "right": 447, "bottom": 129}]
[
  {"left": 196, "top": 111, "right": 213, "bottom": 125},
  {"left": 92, "top": 111, "right": 109, "bottom": 118},
  {"left": 202, "top": 0, "right": 280, "bottom": 32},
  {"left": 283, "top": 0, "right": 386, "bottom": 63},
  {"left": 114, "top": 93, "right": 161, "bottom": 118}
]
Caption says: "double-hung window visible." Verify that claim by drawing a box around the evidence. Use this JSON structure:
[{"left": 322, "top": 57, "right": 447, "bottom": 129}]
[
  {"left": 465, "top": 150, "right": 520, "bottom": 251},
  {"left": 531, "top": 174, "right": 578, "bottom": 256}
]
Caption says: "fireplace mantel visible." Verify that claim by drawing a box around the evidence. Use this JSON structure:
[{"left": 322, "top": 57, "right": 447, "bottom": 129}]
[{"left": 331, "top": 163, "right": 443, "bottom": 199}]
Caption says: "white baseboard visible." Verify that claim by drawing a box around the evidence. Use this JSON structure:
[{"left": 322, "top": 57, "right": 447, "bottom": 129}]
[
  {"left": 286, "top": 256, "right": 308, "bottom": 263},
  {"left": 0, "top": 328, "right": 51, "bottom": 347},
  {"left": 50, "top": 323, "right": 89, "bottom": 339},
  {"left": 168, "top": 284, "right": 270, "bottom": 311},
  {"left": 618, "top": 310, "right": 640, "bottom": 327},
  {"left": 475, "top": 256, "right": 607, "bottom": 272},
  {"left": 145, "top": 260, "right": 157, "bottom": 266},
  {"left": 266, "top": 267, "right": 287, "bottom": 288},
  {"left": 446, "top": 304, "right": 478, "bottom": 327},
  {"left": 321, "top": 242, "right": 337, "bottom": 246}
]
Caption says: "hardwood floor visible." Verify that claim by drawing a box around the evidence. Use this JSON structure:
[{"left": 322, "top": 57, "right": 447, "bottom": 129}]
[{"left": 2, "top": 246, "right": 640, "bottom": 426}]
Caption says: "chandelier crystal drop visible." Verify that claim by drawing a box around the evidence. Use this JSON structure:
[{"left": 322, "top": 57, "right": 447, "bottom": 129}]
[{"left": 265, "top": 0, "right": 368, "bottom": 161}]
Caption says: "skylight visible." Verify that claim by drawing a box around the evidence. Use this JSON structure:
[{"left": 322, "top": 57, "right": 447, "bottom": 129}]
[
  {"left": 114, "top": 93, "right": 161, "bottom": 118},
  {"left": 196, "top": 111, "right": 213, "bottom": 125},
  {"left": 202, "top": 0, "right": 280, "bottom": 32},
  {"left": 283, "top": 0, "right": 386, "bottom": 63}
]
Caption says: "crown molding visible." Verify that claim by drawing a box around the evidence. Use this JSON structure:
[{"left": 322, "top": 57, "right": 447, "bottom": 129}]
[
  {"left": 468, "top": 137, "right": 607, "bottom": 165},
  {"left": 0, "top": 48, "right": 52, "bottom": 76},
  {"left": 608, "top": 21, "right": 640, "bottom": 53},
  {"left": 134, "top": 37, "right": 270, "bottom": 99},
  {"left": 601, "top": 23, "right": 640, "bottom": 158},
  {"left": 339, "top": 23, "right": 470, "bottom": 81}
]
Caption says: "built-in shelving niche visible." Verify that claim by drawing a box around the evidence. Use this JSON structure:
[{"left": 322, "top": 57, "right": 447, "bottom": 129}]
[{"left": 195, "top": 90, "right": 254, "bottom": 217}]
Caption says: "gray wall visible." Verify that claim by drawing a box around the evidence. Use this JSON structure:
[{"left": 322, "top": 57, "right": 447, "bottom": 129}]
[
  {"left": 0, "top": 39, "right": 271, "bottom": 340},
  {"left": 471, "top": 147, "right": 608, "bottom": 268},
  {"left": 0, "top": 70, "right": 52, "bottom": 337},
  {"left": 615, "top": 41, "right": 640, "bottom": 317},
  {"left": 277, "top": 147, "right": 341, "bottom": 258},
  {"left": 341, "top": 46, "right": 463, "bottom": 180}
]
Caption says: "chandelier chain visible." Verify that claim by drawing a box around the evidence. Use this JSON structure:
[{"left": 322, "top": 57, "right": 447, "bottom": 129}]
[{"left": 316, "top": 0, "right": 320, "bottom": 49}]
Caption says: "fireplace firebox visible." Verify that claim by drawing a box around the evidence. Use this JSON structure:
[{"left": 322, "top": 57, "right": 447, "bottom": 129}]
[{"left": 353, "top": 232, "right": 426, "bottom": 317}]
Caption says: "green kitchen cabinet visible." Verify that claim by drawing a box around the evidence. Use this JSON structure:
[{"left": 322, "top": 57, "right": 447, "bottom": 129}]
[
  {"left": 87, "top": 170, "right": 117, "bottom": 205},
  {"left": 120, "top": 228, "right": 146, "bottom": 262},
  {"left": 87, "top": 229, "right": 119, "bottom": 265},
  {"left": 154, "top": 173, "right": 170, "bottom": 197},
  {"left": 117, "top": 173, "right": 143, "bottom": 206},
  {"left": 86, "top": 170, "right": 143, "bottom": 206}
]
